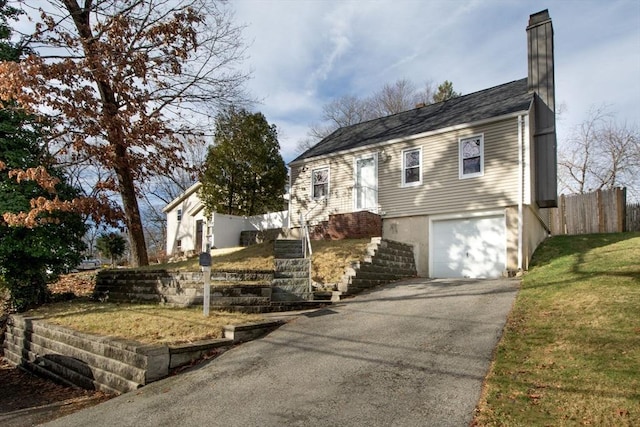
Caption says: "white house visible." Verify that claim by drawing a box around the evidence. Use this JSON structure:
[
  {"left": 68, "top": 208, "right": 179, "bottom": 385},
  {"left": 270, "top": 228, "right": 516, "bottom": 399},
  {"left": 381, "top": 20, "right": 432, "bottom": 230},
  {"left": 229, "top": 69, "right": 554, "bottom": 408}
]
[{"left": 163, "top": 182, "right": 289, "bottom": 256}]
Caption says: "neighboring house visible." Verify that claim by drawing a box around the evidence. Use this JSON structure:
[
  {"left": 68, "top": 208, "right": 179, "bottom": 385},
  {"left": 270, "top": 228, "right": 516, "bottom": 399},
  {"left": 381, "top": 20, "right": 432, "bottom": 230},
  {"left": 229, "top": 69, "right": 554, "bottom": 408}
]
[
  {"left": 163, "top": 182, "right": 289, "bottom": 256},
  {"left": 163, "top": 182, "right": 208, "bottom": 257},
  {"left": 289, "top": 10, "right": 558, "bottom": 279}
]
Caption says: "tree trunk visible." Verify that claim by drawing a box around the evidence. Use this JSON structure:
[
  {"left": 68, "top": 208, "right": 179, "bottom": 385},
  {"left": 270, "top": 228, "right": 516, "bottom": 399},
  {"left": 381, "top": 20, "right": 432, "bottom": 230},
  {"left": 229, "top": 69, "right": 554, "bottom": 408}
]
[
  {"left": 114, "top": 144, "right": 148, "bottom": 267},
  {"left": 64, "top": 0, "right": 148, "bottom": 266}
]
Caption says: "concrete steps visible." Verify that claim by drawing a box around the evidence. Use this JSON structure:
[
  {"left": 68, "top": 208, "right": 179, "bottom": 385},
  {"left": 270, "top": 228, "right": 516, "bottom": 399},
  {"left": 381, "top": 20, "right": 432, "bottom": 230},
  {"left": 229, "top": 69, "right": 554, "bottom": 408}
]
[
  {"left": 272, "top": 240, "right": 312, "bottom": 301},
  {"left": 274, "top": 239, "right": 306, "bottom": 259},
  {"left": 338, "top": 238, "right": 416, "bottom": 296}
]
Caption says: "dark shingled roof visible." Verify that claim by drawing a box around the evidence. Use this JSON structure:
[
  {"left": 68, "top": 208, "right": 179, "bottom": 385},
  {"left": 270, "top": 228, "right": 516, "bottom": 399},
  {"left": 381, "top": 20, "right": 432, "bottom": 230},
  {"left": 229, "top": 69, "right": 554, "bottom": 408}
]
[{"left": 292, "top": 78, "right": 532, "bottom": 163}]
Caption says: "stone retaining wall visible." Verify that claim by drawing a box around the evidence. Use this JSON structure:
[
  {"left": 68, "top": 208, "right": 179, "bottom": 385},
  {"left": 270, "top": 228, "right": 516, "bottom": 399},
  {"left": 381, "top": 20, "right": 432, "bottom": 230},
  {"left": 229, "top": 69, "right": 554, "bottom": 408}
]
[
  {"left": 338, "top": 238, "right": 417, "bottom": 296},
  {"left": 3, "top": 315, "right": 283, "bottom": 394},
  {"left": 95, "top": 269, "right": 274, "bottom": 309}
]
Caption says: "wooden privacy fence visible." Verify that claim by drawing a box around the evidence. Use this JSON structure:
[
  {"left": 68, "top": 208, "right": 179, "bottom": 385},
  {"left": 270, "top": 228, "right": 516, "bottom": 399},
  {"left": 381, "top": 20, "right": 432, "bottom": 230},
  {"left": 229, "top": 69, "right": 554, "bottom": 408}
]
[
  {"left": 548, "top": 188, "right": 636, "bottom": 235},
  {"left": 628, "top": 203, "right": 640, "bottom": 231}
]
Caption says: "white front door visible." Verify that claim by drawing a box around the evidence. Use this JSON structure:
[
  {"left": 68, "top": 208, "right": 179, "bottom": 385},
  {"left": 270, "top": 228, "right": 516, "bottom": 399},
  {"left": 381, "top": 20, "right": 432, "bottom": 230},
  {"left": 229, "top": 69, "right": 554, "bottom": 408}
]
[
  {"left": 430, "top": 214, "right": 506, "bottom": 278},
  {"left": 355, "top": 154, "right": 377, "bottom": 211}
]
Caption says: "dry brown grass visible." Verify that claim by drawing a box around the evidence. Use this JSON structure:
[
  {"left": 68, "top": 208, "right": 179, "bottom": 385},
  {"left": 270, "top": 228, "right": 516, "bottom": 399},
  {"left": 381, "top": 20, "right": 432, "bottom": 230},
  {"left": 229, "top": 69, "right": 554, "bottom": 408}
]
[
  {"left": 310, "top": 239, "right": 370, "bottom": 284},
  {"left": 26, "top": 301, "right": 263, "bottom": 345},
  {"left": 33, "top": 239, "right": 371, "bottom": 346},
  {"left": 145, "top": 238, "right": 371, "bottom": 285}
]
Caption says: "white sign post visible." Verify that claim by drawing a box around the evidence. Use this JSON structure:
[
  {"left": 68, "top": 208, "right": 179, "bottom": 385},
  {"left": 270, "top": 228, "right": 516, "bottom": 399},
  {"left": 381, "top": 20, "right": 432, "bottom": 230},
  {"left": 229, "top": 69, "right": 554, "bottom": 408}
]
[
  {"left": 199, "top": 252, "right": 212, "bottom": 317},
  {"left": 202, "top": 265, "right": 211, "bottom": 317}
]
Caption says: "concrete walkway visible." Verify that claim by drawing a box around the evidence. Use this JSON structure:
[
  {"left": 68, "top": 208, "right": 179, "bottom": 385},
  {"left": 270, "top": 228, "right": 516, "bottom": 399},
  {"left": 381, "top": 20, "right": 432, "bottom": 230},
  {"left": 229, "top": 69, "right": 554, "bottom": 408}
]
[{"left": 44, "top": 278, "right": 519, "bottom": 427}]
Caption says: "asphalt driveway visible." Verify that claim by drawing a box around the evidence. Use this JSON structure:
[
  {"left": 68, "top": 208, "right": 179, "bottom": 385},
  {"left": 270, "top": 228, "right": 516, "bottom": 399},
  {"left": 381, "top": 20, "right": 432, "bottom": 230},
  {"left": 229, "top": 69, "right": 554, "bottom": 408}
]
[{"left": 44, "top": 278, "right": 519, "bottom": 427}]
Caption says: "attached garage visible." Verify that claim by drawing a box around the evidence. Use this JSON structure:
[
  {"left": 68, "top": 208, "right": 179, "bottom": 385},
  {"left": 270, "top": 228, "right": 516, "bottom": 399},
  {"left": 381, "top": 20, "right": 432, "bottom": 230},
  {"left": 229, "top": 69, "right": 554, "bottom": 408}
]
[{"left": 430, "top": 213, "right": 506, "bottom": 278}]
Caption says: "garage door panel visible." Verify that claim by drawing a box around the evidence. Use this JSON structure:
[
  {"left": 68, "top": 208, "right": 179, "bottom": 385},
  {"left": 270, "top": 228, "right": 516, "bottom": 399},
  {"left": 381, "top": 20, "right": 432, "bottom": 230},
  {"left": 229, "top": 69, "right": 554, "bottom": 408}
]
[{"left": 431, "top": 215, "right": 505, "bottom": 279}]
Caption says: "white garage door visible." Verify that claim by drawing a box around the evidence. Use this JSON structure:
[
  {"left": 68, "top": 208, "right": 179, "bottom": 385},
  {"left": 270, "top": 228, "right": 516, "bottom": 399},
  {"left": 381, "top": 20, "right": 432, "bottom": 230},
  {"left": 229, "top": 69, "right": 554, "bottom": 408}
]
[{"left": 431, "top": 215, "right": 506, "bottom": 278}]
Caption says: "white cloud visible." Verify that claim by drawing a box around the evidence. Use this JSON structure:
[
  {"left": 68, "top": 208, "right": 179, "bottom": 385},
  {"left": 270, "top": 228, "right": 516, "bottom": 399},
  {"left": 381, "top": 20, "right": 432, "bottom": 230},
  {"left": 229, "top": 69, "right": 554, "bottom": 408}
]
[{"left": 231, "top": 0, "right": 640, "bottom": 162}]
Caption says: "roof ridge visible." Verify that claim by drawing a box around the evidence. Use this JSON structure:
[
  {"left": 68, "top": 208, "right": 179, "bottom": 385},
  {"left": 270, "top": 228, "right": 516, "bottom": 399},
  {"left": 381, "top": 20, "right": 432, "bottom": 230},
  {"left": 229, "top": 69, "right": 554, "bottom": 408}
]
[
  {"left": 329, "top": 77, "right": 528, "bottom": 131},
  {"left": 292, "top": 78, "right": 531, "bottom": 164}
]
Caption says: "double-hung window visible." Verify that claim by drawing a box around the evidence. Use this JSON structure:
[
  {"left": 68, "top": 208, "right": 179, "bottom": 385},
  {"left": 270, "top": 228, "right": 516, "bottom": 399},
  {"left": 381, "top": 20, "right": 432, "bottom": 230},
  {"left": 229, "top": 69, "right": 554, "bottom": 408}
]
[
  {"left": 459, "top": 135, "right": 484, "bottom": 179},
  {"left": 312, "top": 167, "right": 329, "bottom": 199},
  {"left": 402, "top": 147, "right": 422, "bottom": 186},
  {"left": 177, "top": 209, "right": 182, "bottom": 221}
]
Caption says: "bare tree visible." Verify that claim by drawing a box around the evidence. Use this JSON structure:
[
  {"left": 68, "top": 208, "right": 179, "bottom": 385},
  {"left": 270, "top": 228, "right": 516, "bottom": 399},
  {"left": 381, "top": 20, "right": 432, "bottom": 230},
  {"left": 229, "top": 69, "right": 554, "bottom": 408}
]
[
  {"left": 1, "top": 0, "right": 250, "bottom": 266},
  {"left": 298, "top": 79, "right": 453, "bottom": 153},
  {"left": 559, "top": 106, "right": 639, "bottom": 200},
  {"left": 139, "top": 136, "right": 208, "bottom": 261},
  {"left": 369, "top": 78, "right": 437, "bottom": 117},
  {"left": 308, "top": 94, "right": 375, "bottom": 140}
]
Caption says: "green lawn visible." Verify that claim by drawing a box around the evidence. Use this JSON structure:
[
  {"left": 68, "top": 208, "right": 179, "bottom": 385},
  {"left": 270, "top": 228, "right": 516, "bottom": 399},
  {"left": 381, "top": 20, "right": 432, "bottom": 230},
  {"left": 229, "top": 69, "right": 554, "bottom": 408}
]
[{"left": 474, "top": 232, "right": 640, "bottom": 426}]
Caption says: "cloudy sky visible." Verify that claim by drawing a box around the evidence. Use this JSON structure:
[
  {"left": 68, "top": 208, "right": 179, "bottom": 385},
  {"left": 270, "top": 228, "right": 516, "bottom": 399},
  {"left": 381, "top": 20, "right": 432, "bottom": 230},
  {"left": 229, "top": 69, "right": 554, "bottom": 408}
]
[{"left": 230, "top": 0, "right": 640, "bottom": 163}]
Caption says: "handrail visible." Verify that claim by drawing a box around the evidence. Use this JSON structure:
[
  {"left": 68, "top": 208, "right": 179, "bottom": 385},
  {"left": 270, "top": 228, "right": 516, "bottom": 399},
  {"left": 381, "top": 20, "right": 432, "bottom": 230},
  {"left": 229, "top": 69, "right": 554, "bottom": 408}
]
[{"left": 300, "top": 212, "right": 312, "bottom": 257}]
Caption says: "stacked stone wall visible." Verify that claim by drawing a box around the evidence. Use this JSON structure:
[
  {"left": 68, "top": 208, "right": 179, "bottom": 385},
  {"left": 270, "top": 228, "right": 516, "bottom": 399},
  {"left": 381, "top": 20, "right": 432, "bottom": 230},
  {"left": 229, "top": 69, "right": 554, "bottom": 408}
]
[{"left": 3, "top": 315, "right": 283, "bottom": 394}]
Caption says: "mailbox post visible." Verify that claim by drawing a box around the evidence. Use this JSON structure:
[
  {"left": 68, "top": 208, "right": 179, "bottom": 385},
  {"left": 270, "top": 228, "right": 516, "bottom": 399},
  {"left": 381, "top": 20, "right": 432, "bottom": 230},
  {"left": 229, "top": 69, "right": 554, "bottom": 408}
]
[{"left": 199, "top": 252, "right": 212, "bottom": 317}]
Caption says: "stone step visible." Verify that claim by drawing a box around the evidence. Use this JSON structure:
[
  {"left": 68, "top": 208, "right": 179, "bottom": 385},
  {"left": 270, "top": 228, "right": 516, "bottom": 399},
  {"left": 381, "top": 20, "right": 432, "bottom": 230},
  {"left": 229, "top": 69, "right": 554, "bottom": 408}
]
[
  {"left": 274, "top": 239, "right": 306, "bottom": 259},
  {"left": 374, "top": 238, "right": 415, "bottom": 252},
  {"left": 366, "top": 250, "right": 415, "bottom": 262},
  {"left": 272, "top": 278, "right": 309, "bottom": 288},
  {"left": 347, "top": 270, "right": 414, "bottom": 282},
  {"left": 275, "top": 270, "right": 309, "bottom": 279},
  {"left": 271, "top": 290, "right": 314, "bottom": 302},
  {"left": 209, "top": 271, "right": 274, "bottom": 281},
  {"left": 275, "top": 253, "right": 305, "bottom": 260},
  {"left": 356, "top": 259, "right": 417, "bottom": 271},
  {"left": 354, "top": 262, "right": 416, "bottom": 276},
  {"left": 337, "top": 237, "right": 417, "bottom": 297},
  {"left": 366, "top": 245, "right": 414, "bottom": 257},
  {"left": 275, "top": 259, "right": 310, "bottom": 270}
]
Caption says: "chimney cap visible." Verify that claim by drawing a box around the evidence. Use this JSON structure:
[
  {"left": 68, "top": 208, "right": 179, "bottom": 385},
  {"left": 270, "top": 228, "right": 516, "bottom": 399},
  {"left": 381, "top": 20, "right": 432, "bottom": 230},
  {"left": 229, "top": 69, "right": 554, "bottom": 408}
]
[{"left": 528, "top": 9, "right": 551, "bottom": 27}]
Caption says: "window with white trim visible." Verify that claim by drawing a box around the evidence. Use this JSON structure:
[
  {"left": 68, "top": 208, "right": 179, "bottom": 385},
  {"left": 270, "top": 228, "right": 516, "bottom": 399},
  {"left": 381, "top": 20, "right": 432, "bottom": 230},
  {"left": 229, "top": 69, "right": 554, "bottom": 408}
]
[
  {"left": 459, "top": 135, "right": 484, "bottom": 178},
  {"left": 402, "top": 147, "right": 422, "bottom": 186},
  {"left": 312, "top": 167, "right": 329, "bottom": 199},
  {"left": 177, "top": 209, "right": 182, "bottom": 221}
]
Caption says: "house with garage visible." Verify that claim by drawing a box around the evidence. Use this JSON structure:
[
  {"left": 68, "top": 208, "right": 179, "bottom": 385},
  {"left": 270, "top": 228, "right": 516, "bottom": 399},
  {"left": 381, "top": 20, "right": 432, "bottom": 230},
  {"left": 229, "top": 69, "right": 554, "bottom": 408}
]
[
  {"left": 163, "top": 182, "right": 289, "bottom": 257},
  {"left": 288, "top": 10, "right": 558, "bottom": 279}
]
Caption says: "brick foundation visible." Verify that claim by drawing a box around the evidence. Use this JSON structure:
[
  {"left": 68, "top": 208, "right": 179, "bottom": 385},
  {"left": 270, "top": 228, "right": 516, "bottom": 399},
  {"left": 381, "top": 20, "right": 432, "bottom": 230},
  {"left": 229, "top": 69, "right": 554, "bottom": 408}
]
[{"left": 310, "top": 211, "right": 382, "bottom": 240}]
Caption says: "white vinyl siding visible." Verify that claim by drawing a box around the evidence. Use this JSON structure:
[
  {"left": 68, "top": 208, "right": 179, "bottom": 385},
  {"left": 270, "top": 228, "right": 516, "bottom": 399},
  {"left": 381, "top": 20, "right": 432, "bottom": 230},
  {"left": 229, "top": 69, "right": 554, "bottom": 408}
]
[
  {"left": 378, "top": 118, "right": 520, "bottom": 218},
  {"left": 289, "top": 117, "right": 521, "bottom": 227},
  {"left": 290, "top": 157, "right": 354, "bottom": 227}
]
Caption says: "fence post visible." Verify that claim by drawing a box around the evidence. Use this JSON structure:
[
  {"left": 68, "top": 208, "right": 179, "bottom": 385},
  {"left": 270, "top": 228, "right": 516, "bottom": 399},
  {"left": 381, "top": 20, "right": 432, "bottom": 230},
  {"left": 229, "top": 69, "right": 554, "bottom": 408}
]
[
  {"left": 618, "top": 187, "right": 626, "bottom": 232},
  {"left": 560, "top": 194, "right": 567, "bottom": 235},
  {"left": 597, "top": 189, "right": 604, "bottom": 233}
]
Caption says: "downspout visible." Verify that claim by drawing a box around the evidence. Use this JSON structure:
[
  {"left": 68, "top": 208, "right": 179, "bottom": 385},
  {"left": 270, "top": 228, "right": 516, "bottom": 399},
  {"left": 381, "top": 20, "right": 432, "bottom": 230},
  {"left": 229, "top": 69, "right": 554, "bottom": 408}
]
[
  {"left": 287, "top": 169, "right": 292, "bottom": 230},
  {"left": 517, "top": 115, "right": 524, "bottom": 271}
]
